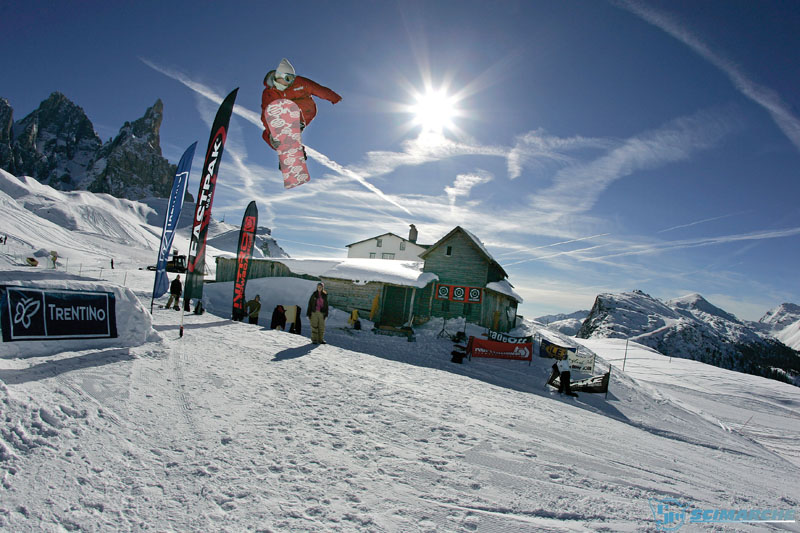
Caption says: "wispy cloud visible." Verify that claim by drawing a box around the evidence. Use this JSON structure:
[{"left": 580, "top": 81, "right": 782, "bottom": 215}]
[
  {"left": 618, "top": 0, "right": 800, "bottom": 152},
  {"left": 350, "top": 132, "right": 509, "bottom": 179},
  {"left": 444, "top": 171, "right": 493, "bottom": 206},
  {"left": 496, "top": 233, "right": 612, "bottom": 259},
  {"left": 507, "top": 129, "right": 612, "bottom": 180},
  {"left": 530, "top": 108, "right": 735, "bottom": 215},
  {"left": 584, "top": 226, "right": 800, "bottom": 262}
]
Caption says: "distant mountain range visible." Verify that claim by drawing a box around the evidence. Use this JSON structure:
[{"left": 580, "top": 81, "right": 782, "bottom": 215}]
[
  {"left": 533, "top": 310, "right": 590, "bottom": 336},
  {"left": 1, "top": 92, "right": 185, "bottom": 202},
  {"left": 566, "top": 290, "right": 799, "bottom": 385}
]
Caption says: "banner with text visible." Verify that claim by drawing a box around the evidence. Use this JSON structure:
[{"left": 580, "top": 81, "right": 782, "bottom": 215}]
[
  {"left": 184, "top": 88, "right": 239, "bottom": 307},
  {"left": 486, "top": 328, "right": 533, "bottom": 344},
  {"left": 232, "top": 201, "right": 258, "bottom": 321},
  {"left": 435, "top": 284, "right": 483, "bottom": 304},
  {"left": 539, "top": 338, "right": 594, "bottom": 372},
  {"left": 152, "top": 141, "right": 197, "bottom": 304},
  {"left": 1, "top": 286, "right": 117, "bottom": 341},
  {"left": 467, "top": 336, "right": 532, "bottom": 362}
]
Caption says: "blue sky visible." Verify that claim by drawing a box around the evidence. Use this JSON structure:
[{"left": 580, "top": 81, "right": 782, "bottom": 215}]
[{"left": 2, "top": 0, "right": 799, "bottom": 321}]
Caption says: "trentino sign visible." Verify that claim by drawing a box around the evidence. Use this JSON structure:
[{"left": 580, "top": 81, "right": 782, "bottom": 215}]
[{"left": 1, "top": 286, "right": 118, "bottom": 341}]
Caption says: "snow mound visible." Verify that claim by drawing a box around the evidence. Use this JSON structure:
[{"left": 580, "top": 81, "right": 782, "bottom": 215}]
[{"left": 0, "top": 271, "right": 159, "bottom": 357}]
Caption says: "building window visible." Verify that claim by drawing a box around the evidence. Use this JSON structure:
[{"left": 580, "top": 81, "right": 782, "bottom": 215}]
[
  {"left": 446, "top": 245, "right": 453, "bottom": 256},
  {"left": 376, "top": 238, "right": 383, "bottom": 247},
  {"left": 381, "top": 253, "right": 395, "bottom": 259},
  {"left": 369, "top": 253, "right": 376, "bottom": 259},
  {"left": 400, "top": 241, "right": 406, "bottom": 251}
]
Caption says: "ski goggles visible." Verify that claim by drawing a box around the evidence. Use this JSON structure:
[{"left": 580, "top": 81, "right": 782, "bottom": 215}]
[{"left": 275, "top": 72, "right": 296, "bottom": 83}]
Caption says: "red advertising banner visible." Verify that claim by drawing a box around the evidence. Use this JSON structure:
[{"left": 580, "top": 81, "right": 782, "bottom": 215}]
[
  {"left": 232, "top": 201, "right": 258, "bottom": 321},
  {"left": 435, "top": 284, "right": 483, "bottom": 303},
  {"left": 467, "top": 336, "right": 532, "bottom": 362}
]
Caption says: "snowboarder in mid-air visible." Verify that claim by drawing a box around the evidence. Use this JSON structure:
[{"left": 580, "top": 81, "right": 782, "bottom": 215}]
[{"left": 260, "top": 58, "right": 342, "bottom": 188}]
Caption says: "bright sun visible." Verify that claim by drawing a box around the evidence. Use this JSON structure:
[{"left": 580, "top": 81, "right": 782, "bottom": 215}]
[{"left": 409, "top": 89, "right": 460, "bottom": 134}]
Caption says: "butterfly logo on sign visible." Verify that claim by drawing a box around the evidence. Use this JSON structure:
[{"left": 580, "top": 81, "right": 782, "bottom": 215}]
[{"left": 13, "top": 296, "right": 40, "bottom": 329}]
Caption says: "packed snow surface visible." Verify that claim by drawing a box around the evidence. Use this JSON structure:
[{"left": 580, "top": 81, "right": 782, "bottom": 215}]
[{"left": 0, "top": 171, "right": 798, "bottom": 531}]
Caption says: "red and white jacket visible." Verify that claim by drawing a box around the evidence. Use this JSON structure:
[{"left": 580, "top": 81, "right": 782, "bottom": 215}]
[{"left": 261, "top": 71, "right": 341, "bottom": 140}]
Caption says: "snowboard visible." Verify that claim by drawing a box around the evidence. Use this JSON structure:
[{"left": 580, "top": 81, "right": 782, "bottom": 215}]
[{"left": 265, "top": 99, "right": 309, "bottom": 189}]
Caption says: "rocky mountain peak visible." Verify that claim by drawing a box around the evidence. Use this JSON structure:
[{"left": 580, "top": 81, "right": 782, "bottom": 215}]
[
  {"left": 0, "top": 92, "right": 102, "bottom": 190},
  {"left": 668, "top": 293, "right": 740, "bottom": 323},
  {"left": 577, "top": 290, "right": 799, "bottom": 385},
  {"left": 760, "top": 303, "right": 800, "bottom": 330},
  {"left": 0, "top": 93, "right": 181, "bottom": 201}
]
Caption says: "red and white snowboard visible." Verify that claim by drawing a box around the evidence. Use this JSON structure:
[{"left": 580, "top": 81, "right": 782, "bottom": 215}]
[{"left": 265, "top": 99, "right": 309, "bottom": 189}]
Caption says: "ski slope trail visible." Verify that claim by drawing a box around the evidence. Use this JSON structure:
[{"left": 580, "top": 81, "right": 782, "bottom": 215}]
[{"left": 1, "top": 287, "right": 798, "bottom": 530}]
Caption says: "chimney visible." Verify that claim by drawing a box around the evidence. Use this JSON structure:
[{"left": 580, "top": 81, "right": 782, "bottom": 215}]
[{"left": 408, "top": 224, "right": 418, "bottom": 244}]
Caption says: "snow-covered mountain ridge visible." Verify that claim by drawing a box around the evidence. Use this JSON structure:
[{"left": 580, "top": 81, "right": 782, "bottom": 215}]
[
  {"left": 533, "top": 310, "right": 590, "bottom": 336},
  {"left": 577, "top": 290, "right": 800, "bottom": 385},
  {"left": 0, "top": 169, "right": 285, "bottom": 271}
]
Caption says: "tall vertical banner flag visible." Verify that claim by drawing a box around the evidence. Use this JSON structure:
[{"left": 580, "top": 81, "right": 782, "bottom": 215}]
[
  {"left": 151, "top": 142, "right": 197, "bottom": 312},
  {"left": 184, "top": 88, "right": 239, "bottom": 309},
  {"left": 232, "top": 201, "right": 258, "bottom": 321}
]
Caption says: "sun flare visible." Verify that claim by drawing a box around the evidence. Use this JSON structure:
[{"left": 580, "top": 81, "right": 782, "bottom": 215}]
[{"left": 409, "top": 88, "right": 460, "bottom": 134}]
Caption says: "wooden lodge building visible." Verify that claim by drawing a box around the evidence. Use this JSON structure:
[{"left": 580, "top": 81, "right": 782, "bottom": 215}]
[{"left": 215, "top": 226, "right": 522, "bottom": 332}]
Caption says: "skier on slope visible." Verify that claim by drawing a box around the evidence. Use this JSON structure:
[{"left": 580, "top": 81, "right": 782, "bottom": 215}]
[{"left": 260, "top": 58, "right": 342, "bottom": 153}]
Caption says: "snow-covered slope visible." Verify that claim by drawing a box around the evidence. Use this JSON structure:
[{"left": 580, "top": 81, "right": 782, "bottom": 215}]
[
  {"left": 1, "top": 269, "right": 798, "bottom": 531},
  {"left": 0, "top": 169, "right": 285, "bottom": 274},
  {"left": 759, "top": 303, "right": 800, "bottom": 351},
  {"left": 1, "top": 170, "right": 799, "bottom": 530}
]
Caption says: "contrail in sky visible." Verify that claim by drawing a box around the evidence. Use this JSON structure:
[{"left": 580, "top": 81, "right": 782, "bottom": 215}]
[
  {"left": 657, "top": 211, "right": 749, "bottom": 233},
  {"left": 618, "top": 1, "right": 800, "bottom": 153}
]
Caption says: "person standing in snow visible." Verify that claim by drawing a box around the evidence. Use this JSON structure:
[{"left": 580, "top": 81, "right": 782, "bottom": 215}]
[
  {"left": 260, "top": 58, "right": 342, "bottom": 152},
  {"left": 271, "top": 304, "right": 287, "bottom": 330},
  {"left": 165, "top": 275, "right": 182, "bottom": 310},
  {"left": 307, "top": 282, "right": 329, "bottom": 344},
  {"left": 557, "top": 354, "right": 577, "bottom": 397},
  {"left": 245, "top": 294, "right": 261, "bottom": 325}
]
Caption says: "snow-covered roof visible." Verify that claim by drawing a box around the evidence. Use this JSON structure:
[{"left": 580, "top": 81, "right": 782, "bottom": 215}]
[
  {"left": 219, "top": 256, "right": 439, "bottom": 288},
  {"left": 345, "top": 232, "right": 427, "bottom": 248},
  {"left": 486, "top": 279, "right": 523, "bottom": 303}
]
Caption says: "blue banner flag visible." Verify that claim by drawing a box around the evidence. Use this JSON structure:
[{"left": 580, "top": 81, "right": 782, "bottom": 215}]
[{"left": 151, "top": 142, "right": 197, "bottom": 308}]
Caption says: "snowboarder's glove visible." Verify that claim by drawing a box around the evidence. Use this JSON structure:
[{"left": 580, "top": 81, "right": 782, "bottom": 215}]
[{"left": 268, "top": 134, "right": 280, "bottom": 149}]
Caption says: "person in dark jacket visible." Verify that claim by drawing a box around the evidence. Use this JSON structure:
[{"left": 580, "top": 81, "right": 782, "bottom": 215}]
[
  {"left": 306, "top": 282, "right": 329, "bottom": 344},
  {"left": 245, "top": 295, "right": 261, "bottom": 325},
  {"left": 270, "top": 305, "right": 287, "bottom": 330},
  {"left": 165, "top": 275, "right": 182, "bottom": 310}
]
